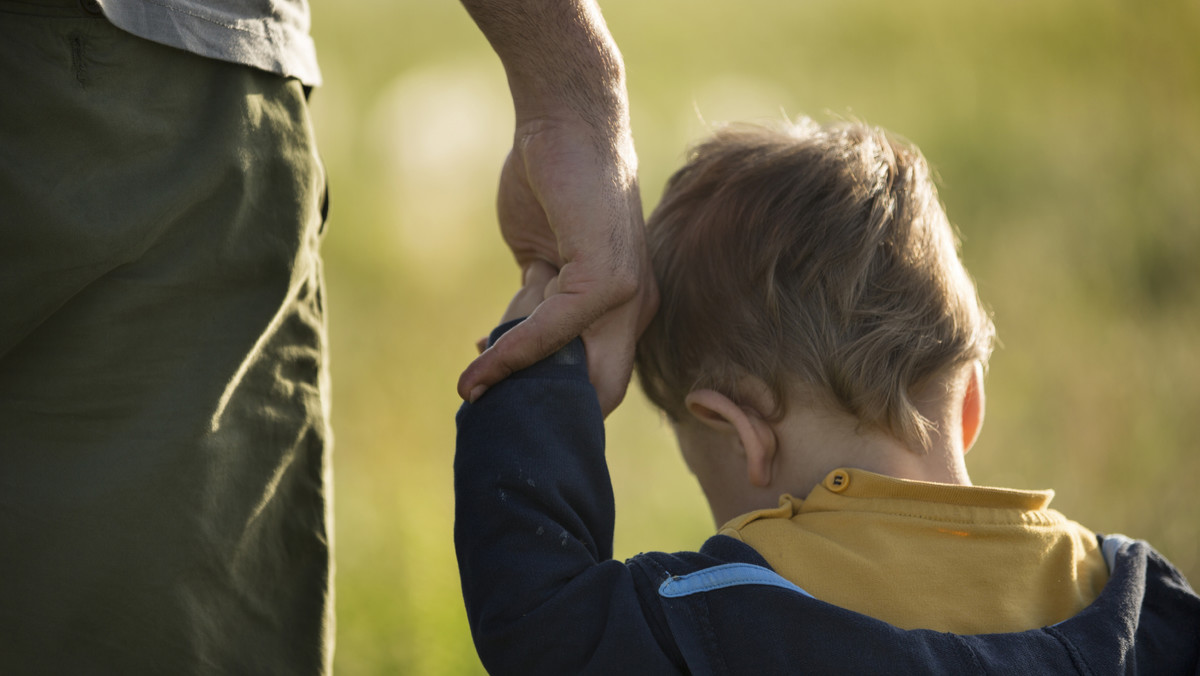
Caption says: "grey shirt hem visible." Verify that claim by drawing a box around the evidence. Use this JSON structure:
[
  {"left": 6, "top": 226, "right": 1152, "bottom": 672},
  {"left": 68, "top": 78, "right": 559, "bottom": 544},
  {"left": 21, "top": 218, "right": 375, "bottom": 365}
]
[{"left": 97, "top": 0, "right": 321, "bottom": 86}]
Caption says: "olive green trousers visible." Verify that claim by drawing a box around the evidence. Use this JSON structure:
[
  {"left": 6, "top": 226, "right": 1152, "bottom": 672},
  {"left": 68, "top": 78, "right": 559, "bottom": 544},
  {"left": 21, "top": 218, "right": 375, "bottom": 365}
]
[{"left": 0, "top": 1, "right": 333, "bottom": 673}]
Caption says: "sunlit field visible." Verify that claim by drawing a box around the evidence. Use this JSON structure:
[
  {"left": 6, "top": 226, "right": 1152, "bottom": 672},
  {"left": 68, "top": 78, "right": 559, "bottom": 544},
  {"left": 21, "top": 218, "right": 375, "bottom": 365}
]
[{"left": 309, "top": 1, "right": 1199, "bottom": 672}]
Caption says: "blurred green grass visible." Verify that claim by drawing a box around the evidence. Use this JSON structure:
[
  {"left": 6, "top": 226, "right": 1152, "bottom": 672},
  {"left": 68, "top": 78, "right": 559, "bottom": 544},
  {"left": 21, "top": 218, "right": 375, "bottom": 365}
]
[{"left": 309, "top": 1, "right": 1200, "bottom": 673}]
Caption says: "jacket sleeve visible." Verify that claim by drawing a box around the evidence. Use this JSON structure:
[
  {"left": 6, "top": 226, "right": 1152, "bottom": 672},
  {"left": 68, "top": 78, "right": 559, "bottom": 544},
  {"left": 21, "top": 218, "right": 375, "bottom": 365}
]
[{"left": 454, "top": 319, "right": 684, "bottom": 675}]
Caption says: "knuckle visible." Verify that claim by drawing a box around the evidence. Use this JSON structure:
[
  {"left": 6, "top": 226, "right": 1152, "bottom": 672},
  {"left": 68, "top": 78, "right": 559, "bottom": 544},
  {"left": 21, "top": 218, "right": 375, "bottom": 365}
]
[{"left": 605, "top": 269, "right": 640, "bottom": 302}]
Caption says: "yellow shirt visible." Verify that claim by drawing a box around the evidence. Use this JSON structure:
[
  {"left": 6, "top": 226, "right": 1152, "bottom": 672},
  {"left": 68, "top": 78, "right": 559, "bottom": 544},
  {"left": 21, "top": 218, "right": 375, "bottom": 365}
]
[{"left": 718, "top": 468, "right": 1109, "bottom": 634}]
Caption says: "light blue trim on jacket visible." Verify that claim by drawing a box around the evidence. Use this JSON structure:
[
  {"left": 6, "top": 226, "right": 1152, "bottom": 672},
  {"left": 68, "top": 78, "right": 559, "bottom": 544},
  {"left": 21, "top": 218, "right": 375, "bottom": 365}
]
[
  {"left": 1101, "top": 533, "right": 1133, "bottom": 574},
  {"left": 658, "top": 563, "right": 815, "bottom": 599}
]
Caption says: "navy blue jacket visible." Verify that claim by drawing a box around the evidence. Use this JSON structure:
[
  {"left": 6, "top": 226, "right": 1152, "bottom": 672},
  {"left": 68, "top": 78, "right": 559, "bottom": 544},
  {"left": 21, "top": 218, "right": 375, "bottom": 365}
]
[{"left": 455, "top": 323, "right": 1200, "bottom": 675}]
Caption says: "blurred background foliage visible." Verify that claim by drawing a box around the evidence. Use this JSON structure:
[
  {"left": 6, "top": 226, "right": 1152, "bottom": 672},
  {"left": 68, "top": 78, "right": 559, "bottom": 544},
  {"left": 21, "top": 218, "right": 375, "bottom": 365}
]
[{"left": 308, "top": 0, "right": 1199, "bottom": 672}]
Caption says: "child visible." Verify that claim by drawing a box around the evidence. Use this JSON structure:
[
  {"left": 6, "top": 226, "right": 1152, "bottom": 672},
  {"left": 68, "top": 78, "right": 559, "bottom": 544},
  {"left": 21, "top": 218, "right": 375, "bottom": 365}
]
[{"left": 455, "top": 119, "right": 1200, "bottom": 674}]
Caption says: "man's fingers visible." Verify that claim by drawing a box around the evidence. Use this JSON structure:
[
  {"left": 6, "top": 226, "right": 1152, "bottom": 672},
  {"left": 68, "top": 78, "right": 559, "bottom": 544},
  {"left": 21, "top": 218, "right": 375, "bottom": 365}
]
[
  {"left": 458, "top": 313, "right": 569, "bottom": 403},
  {"left": 524, "top": 260, "right": 558, "bottom": 293},
  {"left": 499, "top": 260, "right": 560, "bottom": 325},
  {"left": 581, "top": 331, "right": 636, "bottom": 415},
  {"left": 577, "top": 286, "right": 648, "bottom": 416},
  {"left": 457, "top": 290, "right": 609, "bottom": 404}
]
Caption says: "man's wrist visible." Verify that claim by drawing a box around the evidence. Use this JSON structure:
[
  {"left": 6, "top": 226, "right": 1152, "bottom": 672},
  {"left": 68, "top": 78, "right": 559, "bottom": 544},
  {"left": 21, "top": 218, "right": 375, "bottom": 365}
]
[
  {"left": 507, "top": 85, "right": 628, "bottom": 138},
  {"left": 462, "top": 0, "right": 629, "bottom": 132}
]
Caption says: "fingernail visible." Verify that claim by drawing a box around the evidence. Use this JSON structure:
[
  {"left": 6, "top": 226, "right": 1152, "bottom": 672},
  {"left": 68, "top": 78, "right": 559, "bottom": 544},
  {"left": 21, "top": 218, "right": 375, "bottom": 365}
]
[{"left": 468, "top": 385, "right": 488, "bottom": 403}]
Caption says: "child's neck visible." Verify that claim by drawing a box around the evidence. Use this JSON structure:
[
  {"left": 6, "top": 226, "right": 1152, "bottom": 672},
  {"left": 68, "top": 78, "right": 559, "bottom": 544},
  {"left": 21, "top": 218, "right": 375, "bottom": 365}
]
[
  {"left": 692, "top": 404, "right": 972, "bottom": 527},
  {"left": 776, "top": 401, "right": 972, "bottom": 501}
]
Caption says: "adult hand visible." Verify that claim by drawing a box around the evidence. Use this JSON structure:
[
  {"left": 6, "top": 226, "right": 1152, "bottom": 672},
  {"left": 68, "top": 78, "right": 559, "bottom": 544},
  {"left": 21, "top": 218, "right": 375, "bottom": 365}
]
[
  {"left": 497, "top": 260, "right": 559, "bottom": 326},
  {"left": 457, "top": 0, "right": 658, "bottom": 416},
  {"left": 457, "top": 116, "right": 658, "bottom": 416}
]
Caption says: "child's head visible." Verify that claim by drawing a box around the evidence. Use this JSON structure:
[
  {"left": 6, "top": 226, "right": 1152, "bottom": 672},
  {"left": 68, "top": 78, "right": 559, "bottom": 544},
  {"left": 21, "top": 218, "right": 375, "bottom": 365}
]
[{"left": 636, "top": 118, "right": 994, "bottom": 509}]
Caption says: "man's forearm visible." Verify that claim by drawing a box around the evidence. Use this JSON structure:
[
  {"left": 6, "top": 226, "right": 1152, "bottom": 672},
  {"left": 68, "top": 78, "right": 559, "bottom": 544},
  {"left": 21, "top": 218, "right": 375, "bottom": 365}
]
[{"left": 460, "top": 0, "right": 629, "bottom": 132}]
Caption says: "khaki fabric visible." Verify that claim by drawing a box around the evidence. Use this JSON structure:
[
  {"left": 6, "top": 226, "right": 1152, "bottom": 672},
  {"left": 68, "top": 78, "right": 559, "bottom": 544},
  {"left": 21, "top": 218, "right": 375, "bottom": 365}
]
[
  {"left": 720, "top": 468, "right": 1109, "bottom": 634},
  {"left": 0, "top": 3, "right": 333, "bottom": 673}
]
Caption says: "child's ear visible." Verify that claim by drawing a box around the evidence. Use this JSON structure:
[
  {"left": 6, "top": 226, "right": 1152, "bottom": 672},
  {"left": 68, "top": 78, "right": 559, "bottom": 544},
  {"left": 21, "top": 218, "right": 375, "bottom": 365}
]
[
  {"left": 961, "top": 361, "right": 986, "bottom": 453},
  {"left": 684, "top": 389, "right": 777, "bottom": 487}
]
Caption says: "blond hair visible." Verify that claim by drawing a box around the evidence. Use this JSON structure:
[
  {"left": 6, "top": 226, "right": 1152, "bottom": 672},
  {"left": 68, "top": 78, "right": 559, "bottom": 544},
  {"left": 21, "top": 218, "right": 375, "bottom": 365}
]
[{"left": 635, "top": 119, "right": 995, "bottom": 449}]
